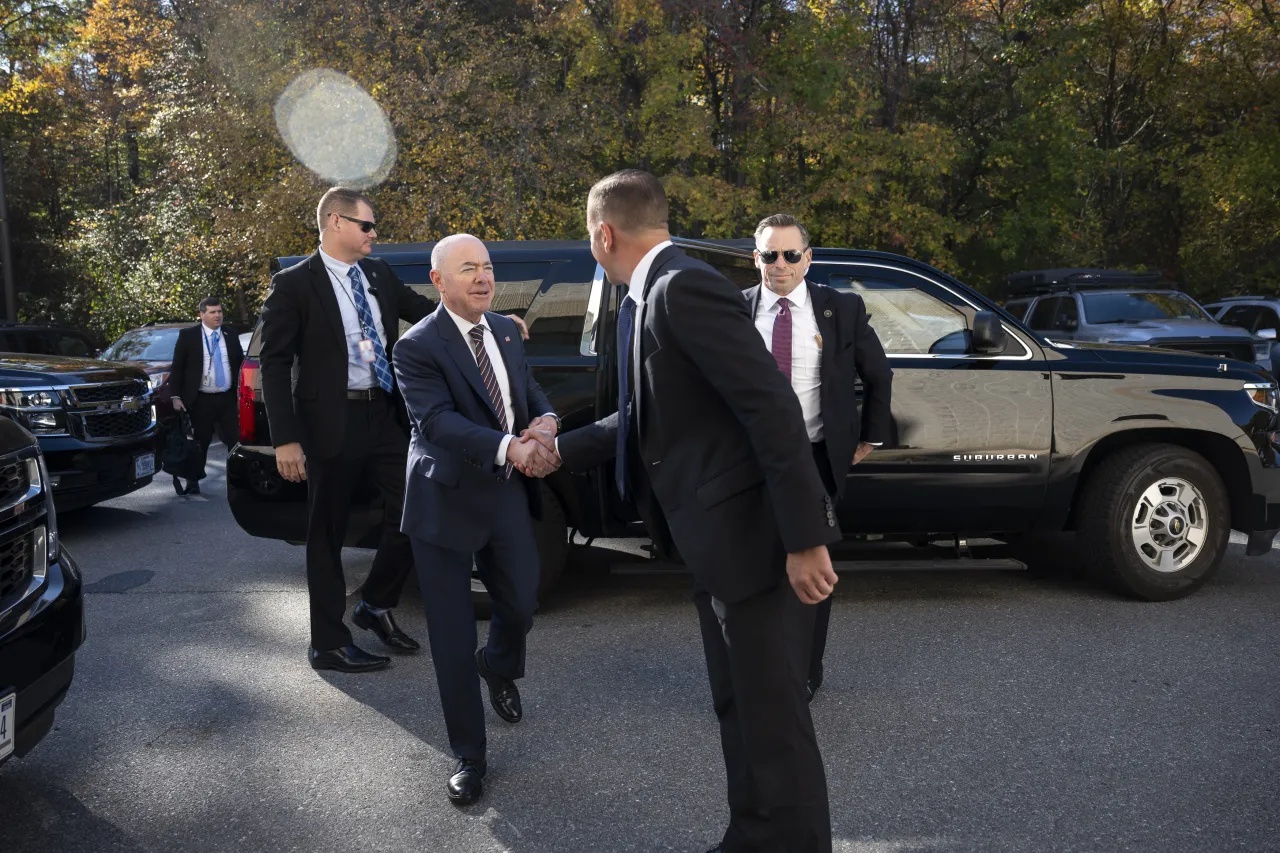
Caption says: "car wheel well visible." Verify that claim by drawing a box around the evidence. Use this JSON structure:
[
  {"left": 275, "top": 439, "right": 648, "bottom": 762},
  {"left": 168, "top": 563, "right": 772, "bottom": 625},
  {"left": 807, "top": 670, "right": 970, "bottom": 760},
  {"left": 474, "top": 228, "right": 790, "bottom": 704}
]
[{"left": 1066, "top": 429, "right": 1250, "bottom": 531}]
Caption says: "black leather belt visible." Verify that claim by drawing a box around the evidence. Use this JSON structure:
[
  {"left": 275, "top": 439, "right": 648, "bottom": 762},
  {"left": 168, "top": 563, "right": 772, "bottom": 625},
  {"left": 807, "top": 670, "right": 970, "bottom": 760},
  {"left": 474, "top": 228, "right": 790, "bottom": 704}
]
[{"left": 346, "top": 388, "right": 386, "bottom": 401}]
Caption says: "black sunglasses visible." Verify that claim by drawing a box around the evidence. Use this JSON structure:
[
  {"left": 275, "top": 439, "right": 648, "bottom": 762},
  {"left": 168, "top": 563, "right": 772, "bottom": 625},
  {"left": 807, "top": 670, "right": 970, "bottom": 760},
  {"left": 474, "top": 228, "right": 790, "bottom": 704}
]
[
  {"left": 758, "top": 249, "right": 806, "bottom": 264},
  {"left": 337, "top": 214, "right": 377, "bottom": 233}
]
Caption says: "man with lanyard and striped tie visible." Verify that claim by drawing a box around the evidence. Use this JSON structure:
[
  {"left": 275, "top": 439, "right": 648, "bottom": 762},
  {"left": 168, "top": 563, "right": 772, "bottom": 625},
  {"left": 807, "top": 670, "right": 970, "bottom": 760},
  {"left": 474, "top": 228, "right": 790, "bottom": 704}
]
[{"left": 170, "top": 296, "right": 244, "bottom": 496}]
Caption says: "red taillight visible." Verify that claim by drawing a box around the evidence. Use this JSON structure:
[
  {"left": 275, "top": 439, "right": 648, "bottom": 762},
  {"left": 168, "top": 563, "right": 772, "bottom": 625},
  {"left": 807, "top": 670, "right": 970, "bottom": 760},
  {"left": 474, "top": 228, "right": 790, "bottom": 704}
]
[{"left": 238, "top": 358, "right": 259, "bottom": 443}]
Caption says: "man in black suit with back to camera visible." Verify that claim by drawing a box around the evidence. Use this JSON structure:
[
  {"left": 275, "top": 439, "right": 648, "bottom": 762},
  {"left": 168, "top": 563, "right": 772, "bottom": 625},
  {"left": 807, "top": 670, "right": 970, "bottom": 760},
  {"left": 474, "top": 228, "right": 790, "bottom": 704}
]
[
  {"left": 258, "top": 187, "right": 435, "bottom": 673},
  {"left": 551, "top": 171, "right": 842, "bottom": 853},
  {"left": 169, "top": 297, "right": 245, "bottom": 496},
  {"left": 745, "top": 213, "right": 893, "bottom": 701}
]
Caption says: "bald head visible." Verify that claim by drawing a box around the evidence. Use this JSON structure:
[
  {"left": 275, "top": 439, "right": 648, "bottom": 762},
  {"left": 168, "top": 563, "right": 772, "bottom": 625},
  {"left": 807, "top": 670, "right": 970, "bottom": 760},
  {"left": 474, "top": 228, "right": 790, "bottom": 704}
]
[
  {"left": 431, "top": 233, "right": 485, "bottom": 272},
  {"left": 430, "top": 233, "right": 495, "bottom": 324}
]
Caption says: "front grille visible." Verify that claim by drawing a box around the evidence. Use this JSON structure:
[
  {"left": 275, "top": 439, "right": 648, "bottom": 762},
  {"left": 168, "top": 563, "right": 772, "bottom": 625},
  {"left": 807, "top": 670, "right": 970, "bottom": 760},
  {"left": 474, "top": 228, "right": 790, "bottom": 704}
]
[
  {"left": 1159, "top": 341, "right": 1254, "bottom": 362},
  {"left": 69, "top": 379, "right": 149, "bottom": 405},
  {"left": 0, "top": 459, "right": 26, "bottom": 507},
  {"left": 80, "top": 409, "right": 152, "bottom": 439},
  {"left": 0, "top": 532, "right": 31, "bottom": 610}
]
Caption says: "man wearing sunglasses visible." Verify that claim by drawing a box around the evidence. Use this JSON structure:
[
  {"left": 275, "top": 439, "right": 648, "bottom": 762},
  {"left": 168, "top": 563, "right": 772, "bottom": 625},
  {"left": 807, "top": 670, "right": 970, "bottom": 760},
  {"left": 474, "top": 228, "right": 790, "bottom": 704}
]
[
  {"left": 259, "top": 188, "right": 531, "bottom": 674},
  {"left": 745, "top": 213, "right": 893, "bottom": 702}
]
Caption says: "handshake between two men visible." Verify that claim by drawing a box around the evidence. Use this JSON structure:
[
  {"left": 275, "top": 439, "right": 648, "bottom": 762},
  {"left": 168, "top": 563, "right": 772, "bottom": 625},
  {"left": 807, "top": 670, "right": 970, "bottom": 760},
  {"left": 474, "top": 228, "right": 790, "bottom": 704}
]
[{"left": 506, "top": 415, "right": 561, "bottom": 479}]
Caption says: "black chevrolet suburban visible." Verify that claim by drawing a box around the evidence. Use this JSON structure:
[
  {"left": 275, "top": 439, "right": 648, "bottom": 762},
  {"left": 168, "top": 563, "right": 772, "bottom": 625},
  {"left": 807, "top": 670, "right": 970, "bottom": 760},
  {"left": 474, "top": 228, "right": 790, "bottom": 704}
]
[
  {"left": 0, "top": 417, "right": 84, "bottom": 766},
  {"left": 227, "top": 239, "right": 1280, "bottom": 607},
  {"left": 0, "top": 355, "right": 157, "bottom": 511}
]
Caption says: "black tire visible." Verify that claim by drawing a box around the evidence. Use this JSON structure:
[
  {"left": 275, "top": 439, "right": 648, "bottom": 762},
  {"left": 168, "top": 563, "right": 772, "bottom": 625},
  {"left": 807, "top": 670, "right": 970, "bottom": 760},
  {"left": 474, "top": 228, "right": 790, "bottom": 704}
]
[
  {"left": 1078, "top": 443, "right": 1230, "bottom": 601},
  {"left": 471, "top": 482, "right": 568, "bottom": 620}
]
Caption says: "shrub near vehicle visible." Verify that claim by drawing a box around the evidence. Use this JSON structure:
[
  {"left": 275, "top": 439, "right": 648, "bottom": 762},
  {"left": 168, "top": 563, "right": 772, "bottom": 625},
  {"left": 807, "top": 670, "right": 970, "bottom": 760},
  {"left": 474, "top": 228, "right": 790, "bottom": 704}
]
[{"left": 227, "top": 239, "right": 1280, "bottom": 609}]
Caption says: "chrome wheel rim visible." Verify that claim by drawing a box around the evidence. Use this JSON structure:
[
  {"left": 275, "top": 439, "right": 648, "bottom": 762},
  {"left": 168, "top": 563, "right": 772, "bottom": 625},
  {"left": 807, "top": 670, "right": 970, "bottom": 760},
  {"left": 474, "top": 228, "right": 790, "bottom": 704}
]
[{"left": 1130, "top": 477, "right": 1209, "bottom": 573}]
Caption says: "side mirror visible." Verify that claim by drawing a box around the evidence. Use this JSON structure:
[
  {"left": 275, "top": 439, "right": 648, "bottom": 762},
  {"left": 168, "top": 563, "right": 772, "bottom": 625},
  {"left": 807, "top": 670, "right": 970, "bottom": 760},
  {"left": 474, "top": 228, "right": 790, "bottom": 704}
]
[
  {"left": 1259, "top": 328, "right": 1277, "bottom": 341},
  {"left": 972, "top": 311, "right": 1007, "bottom": 354}
]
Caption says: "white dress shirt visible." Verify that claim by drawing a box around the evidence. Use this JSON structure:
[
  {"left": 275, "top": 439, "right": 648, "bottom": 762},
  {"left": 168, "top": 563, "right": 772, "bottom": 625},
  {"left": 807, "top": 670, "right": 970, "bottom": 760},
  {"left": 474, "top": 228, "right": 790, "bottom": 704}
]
[
  {"left": 319, "top": 247, "right": 389, "bottom": 390},
  {"left": 198, "top": 322, "right": 233, "bottom": 393},
  {"left": 755, "top": 280, "right": 824, "bottom": 441},
  {"left": 441, "top": 303, "right": 521, "bottom": 466}
]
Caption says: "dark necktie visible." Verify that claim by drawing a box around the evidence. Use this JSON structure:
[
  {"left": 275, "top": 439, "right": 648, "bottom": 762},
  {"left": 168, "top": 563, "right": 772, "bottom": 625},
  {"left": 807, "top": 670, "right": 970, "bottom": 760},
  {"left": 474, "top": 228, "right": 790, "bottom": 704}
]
[
  {"left": 772, "top": 297, "right": 793, "bottom": 381},
  {"left": 615, "top": 295, "right": 636, "bottom": 499},
  {"left": 469, "top": 325, "right": 513, "bottom": 479},
  {"left": 347, "top": 266, "right": 394, "bottom": 393}
]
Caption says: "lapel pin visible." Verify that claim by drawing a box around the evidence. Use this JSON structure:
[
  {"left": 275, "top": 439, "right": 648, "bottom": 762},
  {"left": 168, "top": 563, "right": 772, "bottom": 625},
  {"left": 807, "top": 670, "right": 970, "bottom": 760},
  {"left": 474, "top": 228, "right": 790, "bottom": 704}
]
[
  {"left": 504, "top": 336, "right": 511, "bottom": 342},
  {"left": 824, "top": 309, "right": 833, "bottom": 318}
]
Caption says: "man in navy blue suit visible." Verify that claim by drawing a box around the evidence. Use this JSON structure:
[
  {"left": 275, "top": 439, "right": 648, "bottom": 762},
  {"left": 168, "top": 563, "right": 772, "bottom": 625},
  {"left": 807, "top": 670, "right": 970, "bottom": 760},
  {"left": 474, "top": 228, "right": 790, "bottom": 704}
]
[{"left": 391, "top": 233, "right": 560, "bottom": 807}]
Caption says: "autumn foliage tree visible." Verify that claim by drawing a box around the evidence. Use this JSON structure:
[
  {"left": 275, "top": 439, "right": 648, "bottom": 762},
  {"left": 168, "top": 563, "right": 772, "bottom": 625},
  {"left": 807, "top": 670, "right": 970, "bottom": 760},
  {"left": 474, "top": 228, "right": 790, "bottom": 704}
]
[{"left": 0, "top": 0, "right": 1276, "bottom": 339}]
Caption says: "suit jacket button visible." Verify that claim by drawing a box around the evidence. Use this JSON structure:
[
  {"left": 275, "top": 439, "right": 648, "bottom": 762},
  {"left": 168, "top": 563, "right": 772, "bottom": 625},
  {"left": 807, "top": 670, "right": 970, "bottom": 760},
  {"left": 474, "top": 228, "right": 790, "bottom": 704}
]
[{"left": 827, "top": 519, "right": 837, "bottom": 527}]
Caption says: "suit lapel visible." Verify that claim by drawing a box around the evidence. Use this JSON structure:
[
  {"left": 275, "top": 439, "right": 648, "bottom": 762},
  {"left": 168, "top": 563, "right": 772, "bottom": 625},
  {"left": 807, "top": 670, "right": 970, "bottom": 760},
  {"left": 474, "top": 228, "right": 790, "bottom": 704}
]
[
  {"left": 490, "top": 315, "right": 528, "bottom": 429},
  {"left": 746, "top": 285, "right": 763, "bottom": 318},
  {"left": 633, "top": 245, "right": 684, "bottom": 439},
  {"left": 435, "top": 310, "right": 500, "bottom": 424},
  {"left": 808, "top": 282, "right": 838, "bottom": 414},
  {"left": 308, "top": 252, "right": 346, "bottom": 352}
]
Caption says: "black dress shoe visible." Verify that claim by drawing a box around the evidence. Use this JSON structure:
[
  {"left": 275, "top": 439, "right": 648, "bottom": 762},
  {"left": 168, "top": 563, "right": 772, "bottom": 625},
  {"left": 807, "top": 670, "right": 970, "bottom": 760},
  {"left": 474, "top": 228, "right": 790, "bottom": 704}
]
[
  {"left": 309, "top": 644, "right": 390, "bottom": 673},
  {"left": 186, "top": 481, "right": 201, "bottom": 496},
  {"left": 172, "top": 476, "right": 186, "bottom": 496},
  {"left": 446, "top": 758, "right": 487, "bottom": 806},
  {"left": 352, "top": 601, "right": 420, "bottom": 652},
  {"left": 475, "top": 648, "right": 522, "bottom": 723}
]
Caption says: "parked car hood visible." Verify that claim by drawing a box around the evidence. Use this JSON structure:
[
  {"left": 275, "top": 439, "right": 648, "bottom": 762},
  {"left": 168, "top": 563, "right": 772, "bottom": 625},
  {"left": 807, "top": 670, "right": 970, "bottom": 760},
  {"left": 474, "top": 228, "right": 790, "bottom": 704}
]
[
  {"left": 1086, "top": 318, "right": 1254, "bottom": 341},
  {"left": 0, "top": 353, "right": 150, "bottom": 387}
]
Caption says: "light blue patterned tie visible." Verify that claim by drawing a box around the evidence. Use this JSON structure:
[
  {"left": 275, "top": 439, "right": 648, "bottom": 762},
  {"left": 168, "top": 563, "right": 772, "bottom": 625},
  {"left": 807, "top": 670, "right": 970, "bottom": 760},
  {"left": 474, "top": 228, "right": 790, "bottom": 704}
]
[
  {"left": 211, "top": 331, "right": 227, "bottom": 391},
  {"left": 347, "top": 266, "right": 394, "bottom": 392}
]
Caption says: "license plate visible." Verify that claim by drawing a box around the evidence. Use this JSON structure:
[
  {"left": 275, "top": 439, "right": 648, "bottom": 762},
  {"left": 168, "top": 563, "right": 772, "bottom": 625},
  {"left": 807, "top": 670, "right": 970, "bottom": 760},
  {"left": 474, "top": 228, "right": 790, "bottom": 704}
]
[
  {"left": 0, "top": 693, "right": 14, "bottom": 761},
  {"left": 135, "top": 453, "right": 155, "bottom": 479}
]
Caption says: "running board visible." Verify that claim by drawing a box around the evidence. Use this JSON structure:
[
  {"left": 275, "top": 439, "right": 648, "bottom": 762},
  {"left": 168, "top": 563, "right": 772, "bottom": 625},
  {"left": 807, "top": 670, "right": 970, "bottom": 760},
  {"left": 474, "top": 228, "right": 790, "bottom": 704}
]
[
  {"left": 610, "top": 557, "right": 1027, "bottom": 575},
  {"left": 833, "top": 558, "right": 1026, "bottom": 572}
]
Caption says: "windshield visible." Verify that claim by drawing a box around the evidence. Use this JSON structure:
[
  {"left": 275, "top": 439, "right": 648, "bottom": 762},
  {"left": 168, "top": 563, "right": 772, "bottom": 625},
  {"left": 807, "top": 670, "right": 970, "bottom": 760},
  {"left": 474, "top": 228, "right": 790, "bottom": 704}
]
[
  {"left": 1081, "top": 292, "right": 1212, "bottom": 324},
  {"left": 101, "top": 328, "right": 181, "bottom": 361}
]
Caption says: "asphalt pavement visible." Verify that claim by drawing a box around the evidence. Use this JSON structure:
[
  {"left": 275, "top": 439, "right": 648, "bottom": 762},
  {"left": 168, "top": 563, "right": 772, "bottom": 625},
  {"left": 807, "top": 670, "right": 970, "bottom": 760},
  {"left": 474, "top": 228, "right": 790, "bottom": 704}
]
[{"left": 1, "top": 445, "right": 1277, "bottom": 852}]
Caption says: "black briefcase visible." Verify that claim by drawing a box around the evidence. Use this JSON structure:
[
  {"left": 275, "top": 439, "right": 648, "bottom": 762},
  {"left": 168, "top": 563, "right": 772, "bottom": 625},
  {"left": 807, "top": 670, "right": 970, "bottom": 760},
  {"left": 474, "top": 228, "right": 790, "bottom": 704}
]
[{"left": 161, "top": 411, "right": 203, "bottom": 480}]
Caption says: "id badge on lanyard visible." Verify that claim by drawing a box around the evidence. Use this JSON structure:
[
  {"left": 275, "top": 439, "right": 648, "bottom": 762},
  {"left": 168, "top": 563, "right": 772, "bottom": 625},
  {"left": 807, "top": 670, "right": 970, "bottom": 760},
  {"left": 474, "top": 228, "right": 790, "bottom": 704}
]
[{"left": 357, "top": 336, "right": 377, "bottom": 364}]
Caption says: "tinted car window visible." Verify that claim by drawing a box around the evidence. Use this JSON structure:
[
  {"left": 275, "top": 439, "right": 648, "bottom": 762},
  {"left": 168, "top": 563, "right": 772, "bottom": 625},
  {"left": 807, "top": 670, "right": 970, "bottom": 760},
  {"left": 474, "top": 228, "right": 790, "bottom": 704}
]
[
  {"left": 1027, "top": 297, "right": 1060, "bottom": 330},
  {"left": 1256, "top": 307, "right": 1280, "bottom": 332},
  {"left": 52, "top": 332, "right": 92, "bottom": 357},
  {"left": 1081, "top": 292, "right": 1212, "bottom": 323},
  {"left": 683, "top": 247, "right": 759, "bottom": 290},
  {"left": 1219, "top": 304, "right": 1258, "bottom": 329},
  {"left": 1055, "top": 296, "right": 1080, "bottom": 331},
  {"left": 102, "top": 327, "right": 182, "bottom": 361},
  {"left": 2, "top": 330, "right": 54, "bottom": 355},
  {"left": 827, "top": 274, "right": 967, "bottom": 354},
  {"left": 1003, "top": 297, "right": 1033, "bottom": 321},
  {"left": 397, "top": 262, "right": 590, "bottom": 356}
]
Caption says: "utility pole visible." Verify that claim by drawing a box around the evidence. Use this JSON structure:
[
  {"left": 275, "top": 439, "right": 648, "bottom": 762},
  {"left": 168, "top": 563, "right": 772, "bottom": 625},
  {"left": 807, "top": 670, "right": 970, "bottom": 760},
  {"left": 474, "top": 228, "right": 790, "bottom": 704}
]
[{"left": 0, "top": 146, "right": 16, "bottom": 321}]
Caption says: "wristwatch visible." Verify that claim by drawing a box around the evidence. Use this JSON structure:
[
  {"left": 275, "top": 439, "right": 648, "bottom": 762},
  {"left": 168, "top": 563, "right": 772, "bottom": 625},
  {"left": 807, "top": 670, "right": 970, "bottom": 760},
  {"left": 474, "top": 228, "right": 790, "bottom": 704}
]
[{"left": 543, "top": 412, "right": 562, "bottom": 430}]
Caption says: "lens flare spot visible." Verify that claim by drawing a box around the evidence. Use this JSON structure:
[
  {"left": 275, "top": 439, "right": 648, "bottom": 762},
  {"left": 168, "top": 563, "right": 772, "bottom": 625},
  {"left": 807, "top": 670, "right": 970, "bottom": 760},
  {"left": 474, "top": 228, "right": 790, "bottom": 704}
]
[{"left": 274, "top": 69, "right": 396, "bottom": 188}]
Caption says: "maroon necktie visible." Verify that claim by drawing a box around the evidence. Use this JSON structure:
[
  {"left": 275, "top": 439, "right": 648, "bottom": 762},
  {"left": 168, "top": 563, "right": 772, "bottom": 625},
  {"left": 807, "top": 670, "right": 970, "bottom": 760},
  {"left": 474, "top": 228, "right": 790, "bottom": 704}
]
[{"left": 772, "top": 297, "right": 793, "bottom": 381}]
